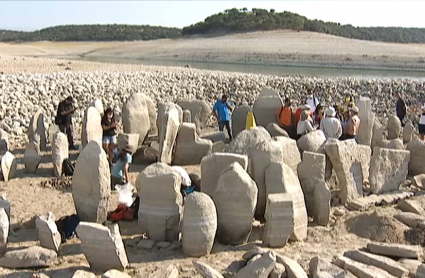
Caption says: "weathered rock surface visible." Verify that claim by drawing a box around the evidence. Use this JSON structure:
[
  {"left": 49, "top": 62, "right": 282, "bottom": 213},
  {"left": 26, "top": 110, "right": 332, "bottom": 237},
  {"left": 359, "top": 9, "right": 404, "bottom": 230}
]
[
  {"left": 81, "top": 106, "right": 102, "bottom": 148},
  {"left": 23, "top": 141, "right": 41, "bottom": 173},
  {"left": 412, "top": 174, "right": 425, "bottom": 189},
  {"left": 178, "top": 99, "right": 211, "bottom": 134},
  {"left": 367, "top": 242, "right": 423, "bottom": 259},
  {"left": 266, "top": 123, "right": 289, "bottom": 138},
  {"left": 372, "top": 118, "right": 385, "bottom": 149},
  {"left": 145, "top": 96, "right": 158, "bottom": 136},
  {"left": 214, "top": 162, "right": 257, "bottom": 245},
  {"left": 402, "top": 122, "right": 415, "bottom": 144},
  {"left": 102, "top": 269, "right": 131, "bottom": 278},
  {"left": 235, "top": 251, "right": 276, "bottom": 278},
  {"left": 173, "top": 123, "right": 212, "bottom": 165},
  {"left": 35, "top": 212, "right": 61, "bottom": 252},
  {"left": 147, "top": 264, "right": 179, "bottom": 278},
  {"left": 370, "top": 148, "right": 410, "bottom": 194},
  {"left": 0, "top": 246, "right": 57, "bottom": 269},
  {"left": 193, "top": 261, "right": 224, "bottom": 278},
  {"left": 28, "top": 109, "right": 47, "bottom": 151},
  {"left": 388, "top": 115, "right": 402, "bottom": 140},
  {"left": 117, "top": 133, "right": 139, "bottom": 154},
  {"left": 297, "top": 130, "right": 327, "bottom": 153},
  {"left": 52, "top": 132, "right": 68, "bottom": 177},
  {"left": 314, "top": 181, "right": 331, "bottom": 226},
  {"left": 380, "top": 138, "right": 405, "bottom": 150},
  {"left": 183, "top": 109, "right": 191, "bottom": 123},
  {"left": 157, "top": 103, "right": 182, "bottom": 164},
  {"left": 89, "top": 98, "right": 103, "bottom": 116},
  {"left": 276, "top": 254, "right": 308, "bottom": 278},
  {"left": 182, "top": 192, "right": 217, "bottom": 257},
  {"left": 274, "top": 136, "right": 301, "bottom": 175},
  {"left": 225, "top": 126, "right": 271, "bottom": 157},
  {"left": 252, "top": 88, "right": 283, "bottom": 127},
  {"left": 122, "top": 93, "right": 151, "bottom": 147},
  {"left": 356, "top": 96, "right": 374, "bottom": 146},
  {"left": 72, "top": 270, "right": 96, "bottom": 278},
  {"left": 394, "top": 212, "right": 425, "bottom": 228},
  {"left": 76, "top": 222, "right": 128, "bottom": 272},
  {"left": 202, "top": 132, "right": 225, "bottom": 143},
  {"left": 334, "top": 256, "right": 394, "bottom": 278},
  {"left": 406, "top": 140, "right": 425, "bottom": 176},
  {"left": 0, "top": 208, "right": 8, "bottom": 256},
  {"left": 231, "top": 104, "right": 251, "bottom": 138},
  {"left": 397, "top": 259, "right": 422, "bottom": 277},
  {"left": 72, "top": 141, "right": 110, "bottom": 223},
  {"left": 0, "top": 129, "right": 8, "bottom": 155},
  {"left": 309, "top": 256, "right": 353, "bottom": 278},
  {"left": 398, "top": 199, "right": 425, "bottom": 215},
  {"left": 1, "top": 151, "right": 17, "bottom": 182}
]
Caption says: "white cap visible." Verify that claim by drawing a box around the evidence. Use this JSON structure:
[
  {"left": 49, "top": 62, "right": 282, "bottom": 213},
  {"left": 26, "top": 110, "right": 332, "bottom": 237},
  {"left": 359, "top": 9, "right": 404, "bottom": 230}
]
[{"left": 326, "top": 107, "right": 336, "bottom": 117}]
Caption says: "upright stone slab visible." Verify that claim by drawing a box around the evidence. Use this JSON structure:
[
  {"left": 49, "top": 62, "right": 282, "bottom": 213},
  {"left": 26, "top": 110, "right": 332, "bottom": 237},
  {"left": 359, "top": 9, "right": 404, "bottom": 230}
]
[
  {"left": 388, "top": 115, "right": 402, "bottom": 140},
  {"left": 35, "top": 212, "right": 61, "bottom": 252},
  {"left": 314, "top": 181, "right": 331, "bottom": 226},
  {"left": 297, "top": 130, "right": 326, "bottom": 153},
  {"left": 76, "top": 222, "right": 128, "bottom": 272},
  {"left": 353, "top": 142, "right": 372, "bottom": 182},
  {"left": 137, "top": 169, "right": 182, "bottom": 241},
  {"left": 214, "top": 162, "right": 258, "bottom": 245},
  {"left": 372, "top": 118, "right": 385, "bottom": 149},
  {"left": 274, "top": 136, "right": 301, "bottom": 175},
  {"left": 225, "top": 126, "right": 271, "bottom": 157},
  {"left": 252, "top": 88, "right": 283, "bottom": 127},
  {"left": 72, "top": 141, "right": 110, "bottom": 223},
  {"left": 23, "top": 141, "right": 41, "bottom": 173},
  {"left": 403, "top": 122, "right": 415, "bottom": 144},
  {"left": 122, "top": 93, "right": 151, "bottom": 147},
  {"left": 81, "top": 106, "right": 102, "bottom": 148},
  {"left": 370, "top": 147, "right": 410, "bottom": 194},
  {"left": 117, "top": 133, "right": 139, "bottom": 154},
  {"left": 266, "top": 123, "right": 289, "bottom": 138},
  {"left": 0, "top": 194, "right": 10, "bottom": 221},
  {"left": 28, "top": 109, "right": 47, "bottom": 151},
  {"left": 263, "top": 193, "right": 294, "bottom": 247},
  {"left": 0, "top": 129, "right": 8, "bottom": 155},
  {"left": 193, "top": 261, "right": 224, "bottom": 278},
  {"left": 250, "top": 138, "right": 284, "bottom": 219},
  {"left": 0, "top": 208, "right": 8, "bottom": 256},
  {"left": 183, "top": 109, "right": 191, "bottom": 123},
  {"left": 1, "top": 151, "right": 17, "bottom": 182},
  {"left": 178, "top": 100, "right": 212, "bottom": 134},
  {"left": 173, "top": 123, "right": 212, "bottom": 165},
  {"left": 157, "top": 103, "right": 182, "bottom": 164},
  {"left": 182, "top": 192, "right": 217, "bottom": 257},
  {"left": 89, "top": 98, "right": 103, "bottom": 115},
  {"left": 145, "top": 96, "right": 158, "bottom": 136},
  {"left": 231, "top": 104, "right": 251, "bottom": 138},
  {"left": 48, "top": 124, "right": 60, "bottom": 146},
  {"left": 265, "top": 162, "right": 308, "bottom": 241},
  {"left": 324, "top": 139, "right": 363, "bottom": 205},
  {"left": 406, "top": 140, "right": 425, "bottom": 176},
  {"left": 200, "top": 152, "right": 248, "bottom": 198},
  {"left": 356, "top": 97, "right": 374, "bottom": 146},
  {"left": 52, "top": 132, "right": 68, "bottom": 177}
]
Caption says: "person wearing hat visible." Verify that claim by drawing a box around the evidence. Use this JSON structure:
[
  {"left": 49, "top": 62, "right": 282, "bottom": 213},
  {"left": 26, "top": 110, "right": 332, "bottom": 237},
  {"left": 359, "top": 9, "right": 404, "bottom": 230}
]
[
  {"left": 56, "top": 96, "right": 77, "bottom": 150},
  {"left": 320, "top": 106, "right": 343, "bottom": 139},
  {"left": 419, "top": 105, "right": 425, "bottom": 141},
  {"left": 341, "top": 106, "right": 360, "bottom": 140},
  {"left": 110, "top": 146, "right": 133, "bottom": 191}
]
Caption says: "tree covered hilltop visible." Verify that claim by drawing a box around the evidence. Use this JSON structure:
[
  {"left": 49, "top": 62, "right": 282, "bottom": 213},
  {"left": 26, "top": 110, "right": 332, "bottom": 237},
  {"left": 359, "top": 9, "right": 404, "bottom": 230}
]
[{"left": 1, "top": 8, "right": 425, "bottom": 43}]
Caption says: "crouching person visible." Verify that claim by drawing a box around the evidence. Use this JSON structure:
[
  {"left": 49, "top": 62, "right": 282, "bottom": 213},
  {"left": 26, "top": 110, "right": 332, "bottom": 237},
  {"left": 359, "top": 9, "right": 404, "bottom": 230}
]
[{"left": 110, "top": 146, "right": 133, "bottom": 191}]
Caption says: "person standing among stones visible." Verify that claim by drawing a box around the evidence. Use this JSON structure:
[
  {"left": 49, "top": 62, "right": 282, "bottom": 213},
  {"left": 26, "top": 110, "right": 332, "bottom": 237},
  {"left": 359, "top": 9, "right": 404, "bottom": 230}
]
[
  {"left": 297, "top": 110, "right": 315, "bottom": 139},
  {"left": 419, "top": 105, "right": 425, "bottom": 141},
  {"left": 314, "top": 103, "right": 325, "bottom": 126},
  {"left": 295, "top": 104, "right": 313, "bottom": 125},
  {"left": 56, "top": 96, "right": 77, "bottom": 150},
  {"left": 276, "top": 98, "right": 295, "bottom": 138},
  {"left": 320, "top": 107, "right": 343, "bottom": 139},
  {"left": 341, "top": 106, "right": 360, "bottom": 140},
  {"left": 110, "top": 147, "right": 132, "bottom": 191},
  {"left": 213, "top": 94, "right": 233, "bottom": 140},
  {"left": 396, "top": 92, "right": 407, "bottom": 127},
  {"left": 101, "top": 108, "right": 117, "bottom": 165},
  {"left": 339, "top": 94, "right": 354, "bottom": 122}
]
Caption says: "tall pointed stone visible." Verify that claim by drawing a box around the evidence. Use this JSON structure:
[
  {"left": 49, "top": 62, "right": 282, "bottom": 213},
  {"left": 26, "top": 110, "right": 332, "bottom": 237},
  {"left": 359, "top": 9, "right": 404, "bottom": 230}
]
[
  {"left": 52, "top": 132, "right": 69, "bottom": 177},
  {"left": 28, "top": 109, "right": 47, "bottom": 151},
  {"left": 356, "top": 96, "right": 375, "bottom": 146},
  {"left": 252, "top": 88, "right": 283, "bottom": 127},
  {"left": 122, "top": 93, "right": 151, "bottom": 147},
  {"left": 81, "top": 106, "right": 102, "bottom": 148},
  {"left": 157, "top": 103, "right": 182, "bottom": 164},
  {"left": 1, "top": 151, "right": 17, "bottom": 182}
]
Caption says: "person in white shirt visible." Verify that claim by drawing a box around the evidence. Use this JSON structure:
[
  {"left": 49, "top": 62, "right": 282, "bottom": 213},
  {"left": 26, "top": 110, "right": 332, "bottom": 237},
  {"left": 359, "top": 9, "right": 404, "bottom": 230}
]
[
  {"left": 419, "top": 105, "right": 425, "bottom": 141},
  {"left": 320, "top": 107, "right": 343, "bottom": 139},
  {"left": 297, "top": 110, "right": 314, "bottom": 139}
]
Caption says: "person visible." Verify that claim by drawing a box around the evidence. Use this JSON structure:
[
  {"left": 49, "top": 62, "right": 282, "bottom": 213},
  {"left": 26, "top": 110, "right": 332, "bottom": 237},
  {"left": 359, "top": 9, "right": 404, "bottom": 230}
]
[
  {"left": 111, "top": 147, "right": 132, "bottom": 191},
  {"left": 296, "top": 110, "right": 314, "bottom": 139},
  {"left": 341, "top": 106, "right": 360, "bottom": 140},
  {"left": 314, "top": 103, "right": 325, "bottom": 126},
  {"left": 56, "top": 96, "right": 77, "bottom": 150},
  {"left": 295, "top": 104, "right": 314, "bottom": 124},
  {"left": 276, "top": 98, "right": 295, "bottom": 138},
  {"left": 396, "top": 92, "right": 407, "bottom": 127},
  {"left": 101, "top": 108, "right": 117, "bottom": 165},
  {"left": 320, "top": 107, "right": 343, "bottom": 139},
  {"left": 213, "top": 94, "right": 233, "bottom": 140},
  {"left": 339, "top": 94, "right": 354, "bottom": 122},
  {"left": 306, "top": 90, "right": 320, "bottom": 113},
  {"left": 419, "top": 105, "right": 425, "bottom": 141}
]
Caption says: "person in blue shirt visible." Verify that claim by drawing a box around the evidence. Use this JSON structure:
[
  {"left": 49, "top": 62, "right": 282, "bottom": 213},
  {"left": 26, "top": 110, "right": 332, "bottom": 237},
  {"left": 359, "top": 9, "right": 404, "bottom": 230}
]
[
  {"left": 110, "top": 146, "right": 132, "bottom": 191},
  {"left": 213, "top": 94, "right": 233, "bottom": 140}
]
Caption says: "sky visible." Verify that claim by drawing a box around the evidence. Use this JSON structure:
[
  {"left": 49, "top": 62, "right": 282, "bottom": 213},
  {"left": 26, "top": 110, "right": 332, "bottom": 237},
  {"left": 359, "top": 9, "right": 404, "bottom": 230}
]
[{"left": 1, "top": 1, "right": 425, "bottom": 31}]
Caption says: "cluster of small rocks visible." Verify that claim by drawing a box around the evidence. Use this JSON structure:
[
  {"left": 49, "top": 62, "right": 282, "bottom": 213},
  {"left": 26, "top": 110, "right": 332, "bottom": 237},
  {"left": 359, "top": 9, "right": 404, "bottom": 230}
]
[{"left": 39, "top": 176, "right": 72, "bottom": 189}]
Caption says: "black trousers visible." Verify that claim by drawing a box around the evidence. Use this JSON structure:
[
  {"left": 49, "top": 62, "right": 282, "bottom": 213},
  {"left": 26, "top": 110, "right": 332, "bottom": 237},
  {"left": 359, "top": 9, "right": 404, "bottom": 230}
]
[{"left": 59, "top": 124, "right": 74, "bottom": 147}]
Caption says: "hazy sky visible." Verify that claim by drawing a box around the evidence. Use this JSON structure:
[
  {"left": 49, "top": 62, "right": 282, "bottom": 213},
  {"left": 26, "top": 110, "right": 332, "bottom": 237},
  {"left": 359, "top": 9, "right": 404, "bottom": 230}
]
[{"left": 1, "top": 1, "right": 425, "bottom": 31}]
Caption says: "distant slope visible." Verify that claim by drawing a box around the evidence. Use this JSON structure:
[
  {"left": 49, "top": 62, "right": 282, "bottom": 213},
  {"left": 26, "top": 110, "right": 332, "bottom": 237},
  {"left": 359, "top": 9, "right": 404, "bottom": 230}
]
[{"left": 0, "top": 24, "right": 181, "bottom": 42}]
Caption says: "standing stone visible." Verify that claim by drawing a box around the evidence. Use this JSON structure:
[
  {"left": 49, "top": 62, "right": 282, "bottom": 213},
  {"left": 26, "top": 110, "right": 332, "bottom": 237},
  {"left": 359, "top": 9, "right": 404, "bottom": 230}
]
[
  {"left": 48, "top": 124, "right": 60, "bottom": 146},
  {"left": 35, "top": 212, "right": 61, "bottom": 252},
  {"left": 145, "top": 96, "right": 158, "bottom": 136},
  {"left": 387, "top": 115, "right": 402, "bottom": 140},
  {"left": 89, "top": 98, "right": 103, "bottom": 116},
  {"left": 182, "top": 192, "right": 217, "bottom": 257},
  {"left": 403, "top": 122, "right": 415, "bottom": 144},
  {"left": 297, "top": 151, "right": 326, "bottom": 216},
  {"left": 406, "top": 140, "right": 425, "bottom": 176},
  {"left": 81, "top": 106, "right": 102, "bottom": 148},
  {"left": 314, "top": 182, "right": 331, "bottom": 226},
  {"left": 265, "top": 162, "right": 308, "bottom": 241},
  {"left": 324, "top": 139, "right": 363, "bottom": 205},
  {"left": 173, "top": 123, "right": 212, "bottom": 165},
  {"left": 23, "top": 141, "right": 41, "bottom": 173},
  {"left": 225, "top": 126, "right": 271, "bottom": 157},
  {"left": 178, "top": 100, "right": 212, "bottom": 134},
  {"left": 0, "top": 129, "right": 8, "bottom": 155},
  {"left": 235, "top": 251, "right": 276, "bottom": 278},
  {"left": 263, "top": 193, "right": 294, "bottom": 247},
  {"left": 353, "top": 143, "right": 372, "bottom": 182},
  {"left": 0, "top": 208, "right": 8, "bottom": 256},
  {"left": 231, "top": 104, "right": 250, "bottom": 138},
  {"left": 250, "top": 138, "right": 284, "bottom": 219},
  {"left": 214, "top": 162, "right": 257, "bottom": 245},
  {"left": 252, "top": 88, "right": 283, "bottom": 127},
  {"left": 137, "top": 169, "right": 182, "bottom": 241},
  {"left": 157, "top": 103, "right": 182, "bottom": 164},
  {"left": 266, "top": 123, "right": 289, "bottom": 138},
  {"left": 1, "top": 151, "right": 17, "bottom": 182},
  {"left": 122, "top": 93, "right": 151, "bottom": 147},
  {"left": 52, "top": 132, "right": 69, "bottom": 177},
  {"left": 380, "top": 138, "right": 405, "bottom": 150},
  {"left": 117, "top": 133, "right": 139, "bottom": 154},
  {"left": 76, "top": 222, "right": 128, "bottom": 272},
  {"left": 183, "top": 109, "right": 191, "bottom": 123},
  {"left": 0, "top": 194, "right": 10, "bottom": 221},
  {"left": 372, "top": 118, "right": 385, "bottom": 149},
  {"left": 297, "top": 130, "right": 326, "bottom": 153},
  {"left": 28, "top": 110, "right": 47, "bottom": 151},
  {"left": 200, "top": 152, "right": 248, "bottom": 198},
  {"left": 274, "top": 136, "right": 301, "bottom": 175},
  {"left": 72, "top": 141, "right": 110, "bottom": 223},
  {"left": 370, "top": 147, "right": 410, "bottom": 194},
  {"left": 356, "top": 97, "right": 375, "bottom": 146}
]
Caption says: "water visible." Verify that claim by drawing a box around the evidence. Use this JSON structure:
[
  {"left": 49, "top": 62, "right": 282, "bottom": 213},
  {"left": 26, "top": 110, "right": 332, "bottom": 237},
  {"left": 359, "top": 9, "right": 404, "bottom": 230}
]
[{"left": 78, "top": 56, "right": 425, "bottom": 80}]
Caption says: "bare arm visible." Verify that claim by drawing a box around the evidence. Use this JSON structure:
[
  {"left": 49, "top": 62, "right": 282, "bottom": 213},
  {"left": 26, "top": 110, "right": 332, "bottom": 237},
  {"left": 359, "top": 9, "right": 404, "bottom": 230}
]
[
  {"left": 60, "top": 106, "right": 74, "bottom": 116},
  {"left": 226, "top": 101, "right": 233, "bottom": 112},
  {"left": 123, "top": 163, "right": 130, "bottom": 183}
]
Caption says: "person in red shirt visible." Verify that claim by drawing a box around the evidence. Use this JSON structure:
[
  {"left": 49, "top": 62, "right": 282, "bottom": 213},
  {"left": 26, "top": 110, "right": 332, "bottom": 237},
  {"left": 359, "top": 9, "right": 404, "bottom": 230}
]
[{"left": 276, "top": 98, "right": 296, "bottom": 138}]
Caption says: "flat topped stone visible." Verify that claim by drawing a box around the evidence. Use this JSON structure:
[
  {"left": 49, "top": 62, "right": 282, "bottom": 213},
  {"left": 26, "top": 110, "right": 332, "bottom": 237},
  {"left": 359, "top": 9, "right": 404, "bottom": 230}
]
[
  {"left": 0, "top": 246, "right": 57, "bottom": 269},
  {"left": 368, "top": 242, "right": 423, "bottom": 259}
]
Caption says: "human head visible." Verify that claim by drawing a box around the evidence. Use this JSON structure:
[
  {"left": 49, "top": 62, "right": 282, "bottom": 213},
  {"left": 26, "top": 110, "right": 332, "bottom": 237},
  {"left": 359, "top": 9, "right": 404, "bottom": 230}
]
[
  {"left": 345, "top": 94, "right": 351, "bottom": 103},
  {"left": 349, "top": 106, "right": 359, "bottom": 116},
  {"left": 326, "top": 107, "right": 336, "bottom": 118},
  {"left": 104, "top": 107, "right": 114, "bottom": 120},
  {"left": 300, "top": 110, "right": 310, "bottom": 121},
  {"left": 284, "top": 98, "right": 291, "bottom": 107},
  {"left": 221, "top": 94, "right": 228, "bottom": 102},
  {"left": 65, "top": 96, "right": 73, "bottom": 104},
  {"left": 300, "top": 104, "right": 311, "bottom": 111},
  {"left": 395, "top": 92, "right": 402, "bottom": 99}
]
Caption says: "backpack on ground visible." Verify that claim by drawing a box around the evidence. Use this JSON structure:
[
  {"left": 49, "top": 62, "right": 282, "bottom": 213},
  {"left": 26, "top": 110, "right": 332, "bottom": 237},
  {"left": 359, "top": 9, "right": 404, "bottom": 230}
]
[
  {"left": 62, "top": 158, "right": 74, "bottom": 176},
  {"left": 55, "top": 214, "right": 80, "bottom": 243}
]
